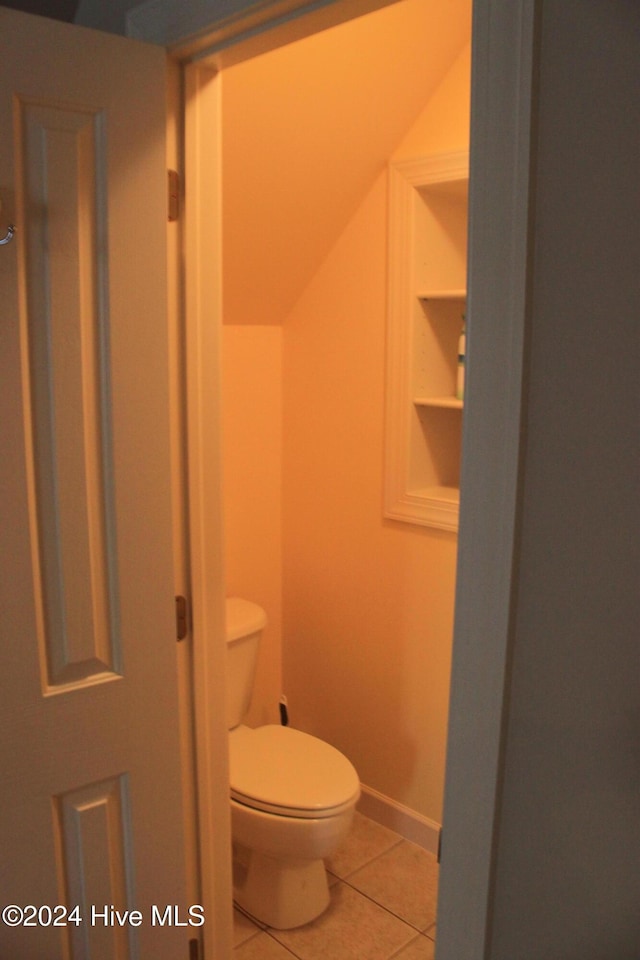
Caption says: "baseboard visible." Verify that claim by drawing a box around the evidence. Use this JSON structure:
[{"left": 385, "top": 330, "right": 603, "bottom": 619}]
[{"left": 357, "top": 784, "right": 441, "bottom": 856}]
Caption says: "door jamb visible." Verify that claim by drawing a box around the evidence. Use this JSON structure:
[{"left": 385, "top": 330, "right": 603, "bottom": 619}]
[
  {"left": 183, "top": 63, "right": 234, "bottom": 959},
  {"left": 437, "top": 1, "right": 538, "bottom": 956}
]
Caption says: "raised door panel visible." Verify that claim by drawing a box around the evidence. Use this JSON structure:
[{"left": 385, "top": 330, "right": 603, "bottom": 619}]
[{"left": 19, "top": 99, "right": 121, "bottom": 692}]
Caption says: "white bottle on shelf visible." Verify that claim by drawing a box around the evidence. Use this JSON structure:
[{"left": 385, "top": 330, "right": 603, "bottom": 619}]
[{"left": 456, "top": 316, "right": 466, "bottom": 401}]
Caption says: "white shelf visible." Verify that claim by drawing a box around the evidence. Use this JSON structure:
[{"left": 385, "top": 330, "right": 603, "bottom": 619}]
[
  {"left": 384, "top": 151, "right": 468, "bottom": 532},
  {"left": 414, "top": 396, "right": 463, "bottom": 409},
  {"left": 417, "top": 289, "right": 466, "bottom": 301}
]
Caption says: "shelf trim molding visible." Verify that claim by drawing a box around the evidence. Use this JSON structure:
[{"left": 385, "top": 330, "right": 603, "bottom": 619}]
[
  {"left": 414, "top": 396, "right": 464, "bottom": 409},
  {"left": 418, "top": 289, "right": 466, "bottom": 301}
]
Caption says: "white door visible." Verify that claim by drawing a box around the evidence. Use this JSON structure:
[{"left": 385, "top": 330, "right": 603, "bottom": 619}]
[{"left": 0, "top": 10, "right": 192, "bottom": 959}]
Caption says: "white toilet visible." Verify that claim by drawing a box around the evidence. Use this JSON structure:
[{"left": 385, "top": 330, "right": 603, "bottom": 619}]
[{"left": 226, "top": 597, "right": 360, "bottom": 929}]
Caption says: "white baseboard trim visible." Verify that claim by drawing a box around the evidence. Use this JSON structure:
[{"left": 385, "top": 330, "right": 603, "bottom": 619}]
[{"left": 357, "top": 784, "right": 441, "bottom": 856}]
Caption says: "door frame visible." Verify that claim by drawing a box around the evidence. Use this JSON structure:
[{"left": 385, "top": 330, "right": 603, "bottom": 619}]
[
  {"left": 162, "top": 0, "right": 539, "bottom": 956},
  {"left": 180, "top": 62, "right": 235, "bottom": 959}
]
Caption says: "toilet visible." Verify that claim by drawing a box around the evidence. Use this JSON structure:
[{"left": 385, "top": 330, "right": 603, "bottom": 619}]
[{"left": 226, "top": 597, "right": 360, "bottom": 929}]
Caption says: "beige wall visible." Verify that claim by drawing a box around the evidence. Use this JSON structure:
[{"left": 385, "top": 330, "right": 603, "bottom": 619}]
[
  {"left": 282, "top": 45, "right": 470, "bottom": 823},
  {"left": 221, "top": 40, "right": 470, "bottom": 824},
  {"left": 282, "top": 172, "right": 458, "bottom": 821},
  {"left": 221, "top": 325, "right": 283, "bottom": 727},
  {"left": 394, "top": 42, "right": 471, "bottom": 160}
]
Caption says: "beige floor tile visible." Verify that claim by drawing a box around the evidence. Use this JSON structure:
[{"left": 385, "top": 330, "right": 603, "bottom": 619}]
[
  {"left": 347, "top": 840, "right": 438, "bottom": 930},
  {"left": 234, "top": 907, "right": 262, "bottom": 947},
  {"left": 270, "top": 881, "right": 416, "bottom": 960},
  {"left": 326, "top": 811, "right": 403, "bottom": 879},
  {"left": 234, "top": 931, "right": 299, "bottom": 959},
  {"left": 390, "top": 934, "right": 435, "bottom": 959}
]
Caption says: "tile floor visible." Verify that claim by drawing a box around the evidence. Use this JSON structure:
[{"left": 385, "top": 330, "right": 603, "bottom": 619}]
[{"left": 233, "top": 812, "right": 438, "bottom": 959}]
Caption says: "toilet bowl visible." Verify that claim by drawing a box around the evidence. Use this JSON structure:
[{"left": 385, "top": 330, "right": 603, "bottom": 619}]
[{"left": 225, "top": 599, "right": 360, "bottom": 929}]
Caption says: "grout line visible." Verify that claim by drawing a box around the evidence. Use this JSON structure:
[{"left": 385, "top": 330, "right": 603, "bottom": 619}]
[
  {"left": 336, "top": 876, "right": 428, "bottom": 935},
  {"left": 264, "top": 929, "right": 303, "bottom": 958},
  {"left": 386, "top": 932, "right": 433, "bottom": 960},
  {"left": 423, "top": 921, "right": 436, "bottom": 936},
  {"left": 327, "top": 833, "right": 406, "bottom": 882},
  {"left": 338, "top": 835, "right": 406, "bottom": 880},
  {"left": 233, "top": 903, "right": 266, "bottom": 930}
]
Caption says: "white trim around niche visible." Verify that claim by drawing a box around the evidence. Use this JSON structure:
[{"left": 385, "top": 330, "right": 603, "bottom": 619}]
[{"left": 384, "top": 150, "right": 469, "bottom": 532}]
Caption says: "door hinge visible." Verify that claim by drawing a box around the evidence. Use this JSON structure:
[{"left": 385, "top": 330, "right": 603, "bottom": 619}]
[
  {"left": 437, "top": 827, "right": 442, "bottom": 864},
  {"left": 175, "top": 595, "right": 189, "bottom": 641},
  {"left": 168, "top": 169, "right": 180, "bottom": 222},
  {"left": 188, "top": 937, "right": 201, "bottom": 960}
]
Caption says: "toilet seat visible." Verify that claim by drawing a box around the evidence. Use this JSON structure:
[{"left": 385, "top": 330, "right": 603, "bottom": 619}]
[{"left": 229, "top": 725, "right": 360, "bottom": 819}]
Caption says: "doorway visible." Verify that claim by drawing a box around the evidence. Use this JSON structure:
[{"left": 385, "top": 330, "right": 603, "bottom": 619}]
[
  {"left": 219, "top": 0, "right": 470, "bottom": 840},
  {"left": 217, "top": 1, "right": 470, "bottom": 949},
  {"left": 176, "top": 0, "right": 537, "bottom": 955}
]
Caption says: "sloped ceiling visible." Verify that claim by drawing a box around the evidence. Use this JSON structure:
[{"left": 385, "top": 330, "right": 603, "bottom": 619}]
[{"left": 221, "top": 0, "right": 471, "bottom": 326}]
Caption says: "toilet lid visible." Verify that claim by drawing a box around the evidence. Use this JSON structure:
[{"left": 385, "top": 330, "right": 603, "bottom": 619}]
[{"left": 229, "top": 725, "right": 360, "bottom": 819}]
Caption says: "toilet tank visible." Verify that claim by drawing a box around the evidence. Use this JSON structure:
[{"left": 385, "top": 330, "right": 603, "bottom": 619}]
[{"left": 225, "top": 598, "right": 267, "bottom": 729}]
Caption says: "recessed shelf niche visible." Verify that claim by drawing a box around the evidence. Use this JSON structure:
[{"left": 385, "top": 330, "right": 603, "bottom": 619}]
[{"left": 384, "top": 152, "right": 468, "bottom": 531}]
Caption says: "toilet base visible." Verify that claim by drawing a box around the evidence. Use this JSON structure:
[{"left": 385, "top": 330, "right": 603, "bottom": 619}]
[{"left": 233, "top": 844, "right": 330, "bottom": 929}]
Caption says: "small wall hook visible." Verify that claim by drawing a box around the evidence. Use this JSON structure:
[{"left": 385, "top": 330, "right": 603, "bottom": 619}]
[{"left": 0, "top": 223, "right": 15, "bottom": 245}]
